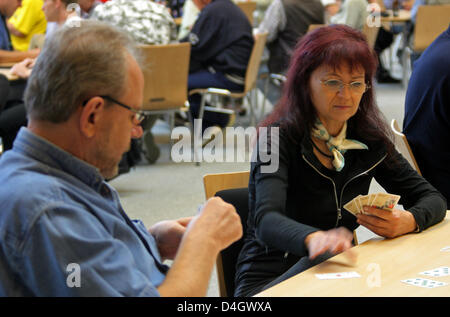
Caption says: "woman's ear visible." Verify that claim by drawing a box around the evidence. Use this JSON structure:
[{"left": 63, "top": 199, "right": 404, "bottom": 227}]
[{"left": 79, "top": 96, "right": 106, "bottom": 138}]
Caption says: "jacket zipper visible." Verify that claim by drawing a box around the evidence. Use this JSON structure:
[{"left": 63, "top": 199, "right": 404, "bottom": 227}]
[
  {"left": 339, "top": 154, "right": 388, "bottom": 214},
  {"left": 302, "top": 153, "right": 388, "bottom": 227},
  {"left": 302, "top": 155, "right": 341, "bottom": 227}
]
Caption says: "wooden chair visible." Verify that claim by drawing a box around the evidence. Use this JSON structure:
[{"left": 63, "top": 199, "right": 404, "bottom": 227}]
[
  {"left": 307, "top": 24, "right": 326, "bottom": 32},
  {"left": 203, "top": 171, "right": 250, "bottom": 297},
  {"left": 402, "top": 5, "right": 450, "bottom": 87},
  {"left": 138, "top": 42, "right": 191, "bottom": 146},
  {"left": 236, "top": 1, "right": 257, "bottom": 25},
  {"left": 189, "top": 32, "right": 267, "bottom": 162},
  {"left": 189, "top": 32, "right": 267, "bottom": 126},
  {"left": 413, "top": 5, "right": 450, "bottom": 52},
  {"left": 362, "top": 23, "right": 380, "bottom": 49},
  {"left": 390, "top": 119, "right": 422, "bottom": 175}
]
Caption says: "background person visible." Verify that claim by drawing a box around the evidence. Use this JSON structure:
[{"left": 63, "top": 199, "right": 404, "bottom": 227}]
[
  {"left": 403, "top": 25, "right": 450, "bottom": 208},
  {"left": 181, "top": 0, "right": 254, "bottom": 131},
  {"left": 0, "top": 0, "right": 40, "bottom": 63},
  {"left": 7, "top": 0, "right": 46, "bottom": 52}
]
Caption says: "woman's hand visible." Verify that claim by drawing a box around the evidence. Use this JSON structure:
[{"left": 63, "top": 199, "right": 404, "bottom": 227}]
[
  {"left": 356, "top": 206, "right": 417, "bottom": 238},
  {"left": 10, "top": 58, "right": 36, "bottom": 79},
  {"left": 305, "top": 227, "right": 354, "bottom": 259}
]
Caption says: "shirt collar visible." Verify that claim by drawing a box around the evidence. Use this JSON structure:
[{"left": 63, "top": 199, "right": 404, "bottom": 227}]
[{"left": 13, "top": 127, "right": 105, "bottom": 191}]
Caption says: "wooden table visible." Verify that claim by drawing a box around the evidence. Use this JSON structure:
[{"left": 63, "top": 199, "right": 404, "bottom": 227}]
[
  {"left": 0, "top": 68, "right": 18, "bottom": 81},
  {"left": 256, "top": 211, "right": 450, "bottom": 297}
]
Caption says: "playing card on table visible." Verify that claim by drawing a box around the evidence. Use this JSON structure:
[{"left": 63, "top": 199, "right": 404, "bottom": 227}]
[
  {"left": 315, "top": 271, "right": 361, "bottom": 280},
  {"left": 420, "top": 266, "right": 450, "bottom": 277},
  {"left": 401, "top": 277, "right": 448, "bottom": 289}
]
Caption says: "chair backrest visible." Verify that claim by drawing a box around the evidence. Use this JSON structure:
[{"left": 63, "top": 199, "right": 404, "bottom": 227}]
[
  {"left": 29, "top": 33, "right": 45, "bottom": 50},
  {"left": 390, "top": 119, "right": 422, "bottom": 175},
  {"left": 138, "top": 42, "right": 191, "bottom": 111},
  {"left": 236, "top": 1, "right": 257, "bottom": 25},
  {"left": 413, "top": 5, "right": 450, "bottom": 52},
  {"left": 203, "top": 171, "right": 250, "bottom": 297},
  {"left": 362, "top": 24, "right": 380, "bottom": 49},
  {"left": 244, "top": 32, "right": 268, "bottom": 93},
  {"left": 375, "top": 0, "right": 386, "bottom": 12}
]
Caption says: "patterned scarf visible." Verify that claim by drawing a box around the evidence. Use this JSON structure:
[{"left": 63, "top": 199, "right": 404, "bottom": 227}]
[{"left": 311, "top": 120, "right": 368, "bottom": 171}]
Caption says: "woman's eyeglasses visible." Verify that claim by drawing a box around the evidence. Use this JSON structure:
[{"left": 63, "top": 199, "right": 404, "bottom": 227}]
[{"left": 320, "top": 79, "right": 370, "bottom": 94}]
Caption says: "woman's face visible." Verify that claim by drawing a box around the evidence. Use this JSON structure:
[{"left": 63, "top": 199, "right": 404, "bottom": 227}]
[{"left": 309, "top": 63, "right": 366, "bottom": 135}]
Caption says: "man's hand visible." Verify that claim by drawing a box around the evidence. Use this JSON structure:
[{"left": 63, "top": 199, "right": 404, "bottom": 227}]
[
  {"left": 305, "top": 227, "right": 354, "bottom": 260},
  {"left": 356, "top": 206, "right": 417, "bottom": 238},
  {"left": 157, "top": 197, "right": 242, "bottom": 297},
  {"left": 149, "top": 217, "right": 192, "bottom": 261},
  {"left": 187, "top": 197, "right": 243, "bottom": 253}
]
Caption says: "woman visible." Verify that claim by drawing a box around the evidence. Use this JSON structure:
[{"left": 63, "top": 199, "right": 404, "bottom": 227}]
[{"left": 234, "top": 25, "right": 447, "bottom": 297}]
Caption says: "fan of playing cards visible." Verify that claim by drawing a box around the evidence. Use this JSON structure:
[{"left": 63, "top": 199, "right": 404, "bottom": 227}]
[{"left": 343, "top": 193, "right": 401, "bottom": 216}]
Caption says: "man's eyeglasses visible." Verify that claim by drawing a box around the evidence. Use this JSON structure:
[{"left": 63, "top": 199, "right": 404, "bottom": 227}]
[
  {"left": 100, "top": 95, "right": 147, "bottom": 123},
  {"left": 320, "top": 79, "right": 370, "bottom": 94},
  {"left": 82, "top": 96, "right": 147, "bottom": 124}
]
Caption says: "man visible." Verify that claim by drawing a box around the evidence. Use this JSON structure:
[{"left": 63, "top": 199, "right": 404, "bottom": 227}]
[
  {"left": 7, "top": 0, "right": 46, "bottom": 52},
  {"left": 0, "top": 21, "right": 242, "bottom": 296},
  {"left": 42, "top": 0, "right": 80, "bottom": 26},
  {"left": 92, "top": 0, "right": 177, "bottom": 165},
  {"left": 0, "top": 0, "right": 39, "bottom": 62},
  {"left": 257, "top": 0, "right": 324, "bottom": 74},
  {"left": 182, "top": 0, "right": 254, "bottom": 131},
  {"left": 403, "top": 25, "right": 450, "bottom": 209}
]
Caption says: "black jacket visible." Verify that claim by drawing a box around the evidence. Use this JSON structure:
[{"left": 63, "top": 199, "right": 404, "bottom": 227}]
[
  {"left": 235, "top": 124, "right": 447, "bottom": 295},
  {"left": 181, "top": 0, "right": 254, "bottom": 76}
]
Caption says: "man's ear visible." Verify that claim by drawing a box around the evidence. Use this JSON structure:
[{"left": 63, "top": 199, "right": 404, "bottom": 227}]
[{"left": 79, "top": 96, "right": 106, "bottom": 138}]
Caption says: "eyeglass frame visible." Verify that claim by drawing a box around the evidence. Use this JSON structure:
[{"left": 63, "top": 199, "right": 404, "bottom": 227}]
[
  {"left": 320, "top": 79, "right": 371, "bottom": 94},
  {"left": 82, "top": 95, "right": 148, "bottom": 124}
]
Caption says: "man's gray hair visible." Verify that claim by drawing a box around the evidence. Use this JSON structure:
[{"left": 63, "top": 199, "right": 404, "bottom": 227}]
[{"left": 24, "top": 20, "right": 141, "bottom": 123}]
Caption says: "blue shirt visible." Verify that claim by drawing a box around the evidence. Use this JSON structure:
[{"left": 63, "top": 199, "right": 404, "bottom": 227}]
[
  {"left": 0, "top": 14, "right": 12, "bottom": 51},
  {"left": 403, "top": 26, "right": 450, "bottom": 209},
  {"left": 0, "top": 128, "right": 168, "bottom": 296}
]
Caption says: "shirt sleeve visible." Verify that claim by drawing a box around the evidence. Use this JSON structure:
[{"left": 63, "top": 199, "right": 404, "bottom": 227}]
[
  {"left": 330, "top": 0, "right": 366, "bottom": 30},
  {"left": 187, "top": 11, "right": 222, "bottom": 60},
  {"left": 257, "top": 0, "right": 287, "bottom": 43},
  {"left": 8, "top": 0, "right": 38, "bottom": 35}
]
